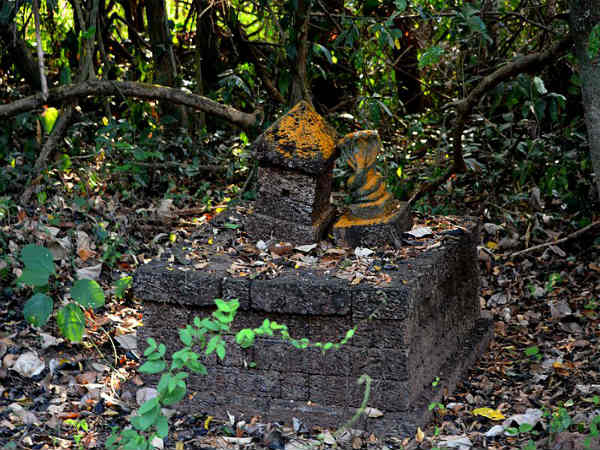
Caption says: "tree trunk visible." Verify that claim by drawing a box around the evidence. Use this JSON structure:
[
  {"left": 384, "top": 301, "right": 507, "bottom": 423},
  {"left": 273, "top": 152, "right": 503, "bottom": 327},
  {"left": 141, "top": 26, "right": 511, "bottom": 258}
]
[
  {"left": 289, "top": 0, "right": 312, "bottom": 106},
  {"left": 0, "top": 24, "right": 42, "bottom": 89},
  {"left": 146, "top": 0, "right": 177, "bottom": 87},
  {"left": 569, "top": 1, "right": 600, "bottom": 199}
]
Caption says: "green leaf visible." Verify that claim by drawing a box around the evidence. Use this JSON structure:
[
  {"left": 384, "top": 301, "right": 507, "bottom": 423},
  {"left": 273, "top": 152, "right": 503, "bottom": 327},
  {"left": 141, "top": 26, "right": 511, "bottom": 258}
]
[
  {"left": 114, "top": 276, "right": 132, "bottom": 299},
  {"left": 160, "top": 382, "right": 186, "bottom": 405},
  {"left": 23, "top": 293, "right": 53, "bottom": 327},
  {"left": 216, "top": 342, "right": 226, "bottom": 361},
  {"left": 418, "top": 46, "right": 443, "bottom": 69},
  {"left": 40, "top": 107, "right": 60, "bottom": 134},
  {"left": 155, "top": 414, "right": 169, "bottom": 438},
  {"left": 57, "top": 303, "right": 85, "bottom": 342},
  {"left": 206, "top": 335, "right": 221, "bottom": 355},
  {"left": 131, "top": 409, "right": 159, "bottom": 431},
  {"left": 71, "top": 279, "right": 105, "bottom": 308},
  {"left": 236, "top": 329, "right": 255, "bottom": 348},
  {"left": 144, "top": 338, "right": 157, "bottom": 356},
  {"left": 179, "top": 327, "right": 193, "bottom": 346},
  {"left": 139, "top": 360, "right": 166, "bottom": 374},
  {"left": 519, "top": 423, "right": 534, "bottom": 433},
  {"left": 139, "top": 397, "right": 159, "bottom": 415},
  {"left": 18, "top": 244, "right": 54, "bottom": 287},
  {"left": 525, "top": 346, "right": 539, "bottom": 356}
]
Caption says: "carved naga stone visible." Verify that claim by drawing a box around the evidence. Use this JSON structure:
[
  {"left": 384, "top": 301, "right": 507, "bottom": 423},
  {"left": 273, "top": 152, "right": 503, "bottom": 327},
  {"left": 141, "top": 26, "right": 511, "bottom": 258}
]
[
  {"left": 333, "top": 130, "right": 412, "bottom": 248},
  {"left": 338, "top": 130, "right": 394, "bottom": 219}
]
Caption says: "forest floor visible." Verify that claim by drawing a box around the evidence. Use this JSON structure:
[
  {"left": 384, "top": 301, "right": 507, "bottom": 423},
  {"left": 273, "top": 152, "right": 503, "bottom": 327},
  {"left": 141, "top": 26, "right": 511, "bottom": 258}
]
[{"left": 1, "top": 136, "right": 600, "bottom": 450}]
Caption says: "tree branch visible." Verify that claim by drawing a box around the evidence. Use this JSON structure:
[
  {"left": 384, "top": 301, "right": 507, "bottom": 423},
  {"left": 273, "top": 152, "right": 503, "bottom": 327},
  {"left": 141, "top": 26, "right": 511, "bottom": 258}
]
[
  {"left": 508, "top": 221, "right": 600, "bottom": 258},
  {"left": 450, "top": 37, "right": 572, "bottom": 173},
  {"left": 0, "top": 80, "right": 263, "bottom": 129}
]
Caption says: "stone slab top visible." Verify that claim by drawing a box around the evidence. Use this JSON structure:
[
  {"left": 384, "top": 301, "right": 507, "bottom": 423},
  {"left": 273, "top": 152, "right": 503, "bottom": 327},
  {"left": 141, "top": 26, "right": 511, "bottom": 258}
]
[
  {"left": 252, "top": 101, "right": 339, "bottom": 175},
  {"left": 134, "top": 206, "right": 479, "bottom": 316}
]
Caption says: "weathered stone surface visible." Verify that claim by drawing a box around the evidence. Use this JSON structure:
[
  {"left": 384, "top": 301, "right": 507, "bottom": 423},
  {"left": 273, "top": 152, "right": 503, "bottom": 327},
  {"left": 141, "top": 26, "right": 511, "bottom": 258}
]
[
  {"left": 337, "top": 130, "right": 394, "bottom": 219},
  {"left": 245, "top": 208, "right": 335, "bottom": 244},
  {"left": 251, "top": 273, "right": 351, "bottom": 315},
  {"left": 252, "top": 101, "right": 338, "bottom": 175},
  {"left": 253, "top": 166, "right": 334, "bottom": 225},
  {"left": 333, "top": 201, "right": 412, "bottom": 248},
  {"left": 134, "top": 217, "right": 490, "bottom": 436}
]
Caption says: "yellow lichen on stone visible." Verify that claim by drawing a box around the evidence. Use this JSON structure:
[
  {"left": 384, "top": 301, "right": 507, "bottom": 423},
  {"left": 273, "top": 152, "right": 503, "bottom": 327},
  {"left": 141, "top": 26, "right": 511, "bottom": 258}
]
[{"left": 264, "top": 101, "right": 337, "bottom": 160}]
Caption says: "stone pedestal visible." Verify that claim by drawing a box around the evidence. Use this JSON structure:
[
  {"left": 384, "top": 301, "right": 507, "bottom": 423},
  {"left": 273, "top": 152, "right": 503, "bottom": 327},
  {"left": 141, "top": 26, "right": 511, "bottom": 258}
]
[
  {"left": 246, "top": 101, "right": 338, "bottom": 243},
  {"left": 333, "top": 201, "right": 412, "bottom": 248},
  {"left": 134, "top": 217, "right": 491, "bottom": 437}
]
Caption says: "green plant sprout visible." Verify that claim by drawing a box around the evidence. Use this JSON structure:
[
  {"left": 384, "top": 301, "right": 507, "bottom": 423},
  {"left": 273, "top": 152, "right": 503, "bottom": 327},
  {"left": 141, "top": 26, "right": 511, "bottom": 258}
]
[{"left": 107, "top": 297, "right": 361, "bottom": 449}]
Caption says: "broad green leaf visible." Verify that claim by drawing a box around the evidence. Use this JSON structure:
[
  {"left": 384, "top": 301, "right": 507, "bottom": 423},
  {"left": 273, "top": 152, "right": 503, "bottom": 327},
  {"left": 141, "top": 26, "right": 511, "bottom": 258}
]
[
  {"left": 17, "top": 267, "right": 51, "bottom": 288},
  {"left": 57, "top": 303, "right": 85, "bottom": 342},
  {"left": 155, "top": 414, "right": 169, "bottom": 438},
  {"left": 139, "top": 360, "right": 166, "bottom": 374},
  {"left": 40, "top": 107, "right": 60, "bottom": 134},
  {"left": 525, "top": 346, "right": 540, "bottom": 356},
  {"left": 18, "top": 244, "right": 54, "bottom": 287},
  {"left": 216, "top": 342, "right": 226, "bottom": 361},
  {"left": 71, "top": 279, "right": 105, "bottom": 308},
  {"left": 23, "top": 293, "right": 53, "bottom": 327},
  {"left": 236, "top": 329, "right": 255, "bottom": 348},
  {"left": 179, "top": 327, "right": 193, "bottom": 346},
  {"left": 139, "top": 397, "right": 159, "bottom": 415},
  {"left": 131, "top": 409, "right": 159, "bottom": 431}
]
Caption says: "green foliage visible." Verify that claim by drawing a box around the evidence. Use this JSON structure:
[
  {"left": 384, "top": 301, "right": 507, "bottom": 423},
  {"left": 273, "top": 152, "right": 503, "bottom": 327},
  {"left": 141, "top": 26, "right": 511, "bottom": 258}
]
[
  {"left": 40, "top": 107, "right": 60, "bottom": 134},
  {"left": 17, "top": 244, "right": 117, "bottom": 342},
  {"left": 71, "top": 279, "right": 105, "bottom": 308},
  {"left": 114, "top": 276, "right": 133, "bottom": 300},
  {"left": 419, "top": 46, "right": 444, "bottom": 69},
  {"left": 57, "top": 303, "right": 86, "bottom": 342},
  {"left": 109, "top": 298, "right": 360, "bottom": 448},
  {"left": 23, "top": 293, "right": 53, "bottom": 327},
  {"left": 17, "top": 244, "right": 55, "bottom": 287}
]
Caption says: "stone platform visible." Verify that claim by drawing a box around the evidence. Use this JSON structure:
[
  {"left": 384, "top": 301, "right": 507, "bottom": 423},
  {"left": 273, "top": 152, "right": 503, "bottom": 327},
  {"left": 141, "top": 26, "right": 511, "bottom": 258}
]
[{"left": 133, "top": 217, "right": 492, "bottom": 436}]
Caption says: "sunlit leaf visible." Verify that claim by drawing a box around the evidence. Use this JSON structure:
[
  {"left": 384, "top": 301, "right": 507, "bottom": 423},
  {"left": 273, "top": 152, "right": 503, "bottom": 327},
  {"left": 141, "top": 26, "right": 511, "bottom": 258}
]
[
  {"left": 40, "top": 107, "right": 60, "bottom": 134},
  {"left": 57, "top": 303, "right": 86, "bottom": 342},
  {"left": 472, "top": 407, "right": 505, "bottom": 420}
]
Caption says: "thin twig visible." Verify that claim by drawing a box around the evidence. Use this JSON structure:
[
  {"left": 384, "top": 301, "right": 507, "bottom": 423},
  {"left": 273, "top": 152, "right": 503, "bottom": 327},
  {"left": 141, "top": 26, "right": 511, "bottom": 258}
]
[{"left": 508, "top": 221, "right": 600, "bottom": 258}]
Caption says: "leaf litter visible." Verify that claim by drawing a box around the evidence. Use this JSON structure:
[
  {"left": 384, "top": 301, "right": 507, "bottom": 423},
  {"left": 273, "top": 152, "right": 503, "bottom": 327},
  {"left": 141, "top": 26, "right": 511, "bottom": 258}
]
[{"left": 0, "top": 186, "right": 599, "bottom": 449}]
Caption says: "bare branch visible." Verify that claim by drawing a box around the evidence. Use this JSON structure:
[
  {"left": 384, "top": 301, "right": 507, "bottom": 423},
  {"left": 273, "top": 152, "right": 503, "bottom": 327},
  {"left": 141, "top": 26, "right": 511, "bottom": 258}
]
[
  {"left": 508, "top": 221, "right": 600, "bottom": 258},
  {"left": 449, "top": 37, "right": 572, "bottom": 172},
  {"left": 0, "top": 80, "right": 263, "bottom": 129}
]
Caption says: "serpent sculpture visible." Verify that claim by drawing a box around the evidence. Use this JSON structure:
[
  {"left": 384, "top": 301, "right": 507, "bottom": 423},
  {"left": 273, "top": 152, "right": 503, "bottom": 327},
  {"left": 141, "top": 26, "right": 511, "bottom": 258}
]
[{"left": 337, "top": 130, "right": 394, "bottom": 219}]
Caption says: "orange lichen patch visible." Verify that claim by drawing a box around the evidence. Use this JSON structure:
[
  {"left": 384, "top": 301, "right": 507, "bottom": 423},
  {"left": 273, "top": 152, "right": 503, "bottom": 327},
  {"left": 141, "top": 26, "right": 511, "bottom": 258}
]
[
  {"left": 359, "top": 180, "right": 389, "bottom": 203},
  {"left": 264, "top": 101, "right": 337, "bottom": 160},
  {"left": 334, "top": 203, "right": 404, "bottom": 228}
]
